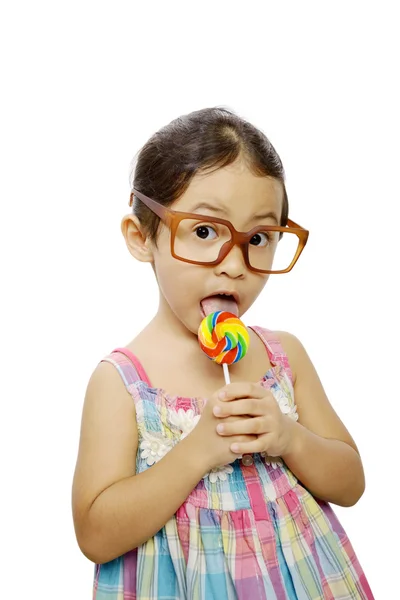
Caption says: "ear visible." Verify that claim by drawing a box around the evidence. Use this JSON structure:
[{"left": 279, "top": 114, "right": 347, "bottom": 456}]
[{"left": 121, "top": 214, "right": 154, "bottom": 263}]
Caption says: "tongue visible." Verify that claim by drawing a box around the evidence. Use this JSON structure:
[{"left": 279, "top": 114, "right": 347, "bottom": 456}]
[{"left": 201, "top": 296, "right": 239, "bottom": 317}]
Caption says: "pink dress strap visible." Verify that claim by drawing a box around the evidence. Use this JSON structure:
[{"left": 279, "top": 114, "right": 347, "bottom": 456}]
[
  {"left": 100, "top": 347, "right": 152, "bottom": 400},
  {"left": 112, "top": 347, "right": 152, "bottom": 385},
  {"left": 250, "top": 326, "right": 294, "bottom": 384}
]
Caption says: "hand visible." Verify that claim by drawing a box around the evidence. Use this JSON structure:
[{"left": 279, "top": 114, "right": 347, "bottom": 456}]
[
  {"left": 213, "top": 382, "right": 295, "bottom": 457},
  {"left": 186, "top": 391, "right": 258, "bottom": 473}
]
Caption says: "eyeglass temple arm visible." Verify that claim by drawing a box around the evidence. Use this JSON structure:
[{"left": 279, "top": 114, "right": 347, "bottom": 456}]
[{"left": 130, "top": 188, "right": 166, "bottom": 220}]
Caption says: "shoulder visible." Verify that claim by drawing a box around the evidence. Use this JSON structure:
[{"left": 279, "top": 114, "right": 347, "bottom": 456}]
[
  {"left": 274, "top": 330, "right": 304, "bottom": 354},
  {"left": 268, "top": 330, "right": 310, "bottom": 385},
  {"left": 87, "top": 355, "right": 121, "bottom": 389},
  {"left": 84, "top": 356, "right": 135, "bottom": 412}
]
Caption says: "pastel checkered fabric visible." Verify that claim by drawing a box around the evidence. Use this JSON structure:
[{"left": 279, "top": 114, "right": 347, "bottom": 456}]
[{"left": 93, "top": 326, "right": 374, "bottom": 599}]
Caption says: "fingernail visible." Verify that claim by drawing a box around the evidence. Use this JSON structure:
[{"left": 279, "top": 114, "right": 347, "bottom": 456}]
[
  {"left": 231, "top": 443, "right": 240, "bottom": 452},
  {"left": 213, "top": 406, "right": 222, "bottom": 415},
  {"left": 218, "top": 391, "right": 226, "bottom": 400},
  {"left": 216, "top": 424, "right": 224, "bottom": 433}
]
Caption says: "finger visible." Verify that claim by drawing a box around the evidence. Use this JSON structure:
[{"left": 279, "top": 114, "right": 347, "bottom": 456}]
[
  {"left": 230, "top": 436, "right": 272, "bottom": 455},
  {"left": 217, "top": 382, "right": 269, "bottom": 402},
  {"left": 234, "top": 434, "right": 258, "bottom": 444},
  {"left": 216, "top": 417, "right": 267, "bottom": 436},
  {"left": 213, "top": 398, "right": 269, "bottom": 418},
  {"left": 223, "top": 414, "right": 251, "bottom": 423}
]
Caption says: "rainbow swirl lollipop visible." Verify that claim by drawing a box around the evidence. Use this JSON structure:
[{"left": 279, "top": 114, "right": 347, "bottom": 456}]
[{"left": 198, "top": 311, "right": 250, "bottom": 366}]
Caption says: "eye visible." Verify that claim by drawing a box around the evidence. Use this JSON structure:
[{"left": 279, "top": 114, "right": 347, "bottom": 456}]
[
  {"left": 250, "top": 232, "right": 270, "bottom": 247},
  {"left": 195, "top": 225, "right": 218, "bottom": 240}
]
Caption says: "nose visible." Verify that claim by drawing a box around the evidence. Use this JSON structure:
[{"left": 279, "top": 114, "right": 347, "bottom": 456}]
[{"left": 214, "top": 243, "right": 247, "bottom": 279}]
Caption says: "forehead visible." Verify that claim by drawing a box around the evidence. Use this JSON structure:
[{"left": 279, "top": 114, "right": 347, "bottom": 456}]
[{"left": 173, "top": 160, "right": 284, "bottom": 224}]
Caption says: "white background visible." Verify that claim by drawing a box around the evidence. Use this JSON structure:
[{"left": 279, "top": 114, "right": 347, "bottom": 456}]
[{"left": 1, "top": 1, "right": 398, "bottom": 598}]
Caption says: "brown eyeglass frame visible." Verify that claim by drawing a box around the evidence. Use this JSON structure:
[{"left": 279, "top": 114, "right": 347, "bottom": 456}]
[{"left": 130, "top": 189, "right": 309, "bottom": 274}]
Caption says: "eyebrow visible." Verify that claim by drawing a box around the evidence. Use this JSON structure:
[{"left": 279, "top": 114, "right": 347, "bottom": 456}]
[
  {"left": 190, "top": 202, "right": 280, "bottom": 225},
  {"left": 190, "top": 201, "right": 227, "bottom": 214},
  {"left": 252, "top": 212, "right": 280, "bottom": 225}
]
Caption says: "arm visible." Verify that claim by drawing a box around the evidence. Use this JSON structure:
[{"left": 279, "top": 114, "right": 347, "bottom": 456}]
[
  {"left": 72, "top": 362, "right": 208, "bottom": 564},
  {"left": 278, "top": 332, "right": 365, "bottom": 507}
]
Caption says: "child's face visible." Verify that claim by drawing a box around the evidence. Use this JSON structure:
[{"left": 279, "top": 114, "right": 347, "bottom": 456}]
[{"left": 147, "top": 159, "right": 284, "bottom": 335}]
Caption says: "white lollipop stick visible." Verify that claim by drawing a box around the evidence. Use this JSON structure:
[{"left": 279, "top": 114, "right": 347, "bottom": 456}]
[
  {"left": 222, "top": 361, "right": 249, "bottom": 464},
  {"left": 222, "top": 360, "right": 253, "bottom": 466},
  {"left": 222, "top": 363, "right": 230, "bottom": 384}
]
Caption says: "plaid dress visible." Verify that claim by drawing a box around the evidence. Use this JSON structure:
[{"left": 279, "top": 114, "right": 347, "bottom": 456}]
[{"left": 93, "top": 327, "right": 374, "bottom": 600}]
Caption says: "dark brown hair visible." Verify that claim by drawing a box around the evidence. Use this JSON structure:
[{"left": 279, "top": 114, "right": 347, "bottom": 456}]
[{"left": 130, "top": 107, "right": 288, "bottom": 240}]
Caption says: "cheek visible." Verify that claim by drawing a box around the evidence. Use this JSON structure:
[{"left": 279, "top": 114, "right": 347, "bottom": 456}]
[
  {"left": 252, "top": 274, "right": 269, "bottom": 293},
  {"left": 155, "top": 255, "right": 199, "bottom": 301}
]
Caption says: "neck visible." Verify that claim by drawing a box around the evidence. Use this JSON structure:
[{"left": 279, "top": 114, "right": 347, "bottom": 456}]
[{"left": 151, "top": 294, "right": 193, "bottom": 338}]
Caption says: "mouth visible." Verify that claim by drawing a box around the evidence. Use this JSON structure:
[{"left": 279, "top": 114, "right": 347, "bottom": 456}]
[{"left": 200, "top": 292, "right": 240, "bottom": 318}]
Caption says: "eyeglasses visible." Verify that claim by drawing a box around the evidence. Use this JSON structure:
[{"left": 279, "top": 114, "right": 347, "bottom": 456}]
[{"left": 130, "top": 189, "right": 309, "bottom": 274}]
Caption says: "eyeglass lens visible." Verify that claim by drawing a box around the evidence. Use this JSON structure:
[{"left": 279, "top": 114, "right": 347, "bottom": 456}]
[{"left": 173, "top": 219, "right": 299, "bottom": 272}]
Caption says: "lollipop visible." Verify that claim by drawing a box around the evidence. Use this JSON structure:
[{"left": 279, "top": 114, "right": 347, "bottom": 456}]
[{"left": 198, "top": 311, "right": 250, "bottom": 384}]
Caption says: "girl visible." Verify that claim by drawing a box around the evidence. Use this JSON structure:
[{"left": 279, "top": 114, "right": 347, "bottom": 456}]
[{"left": 72, "top": 107, "right": 374, "bottom": 599}]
